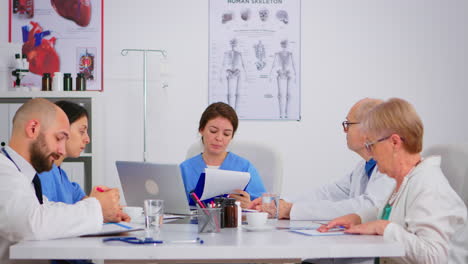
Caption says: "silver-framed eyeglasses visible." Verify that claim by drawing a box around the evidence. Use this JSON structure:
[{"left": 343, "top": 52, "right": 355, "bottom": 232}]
[{"left": 364, "top": 135, "right": 391, "bottom": 152}]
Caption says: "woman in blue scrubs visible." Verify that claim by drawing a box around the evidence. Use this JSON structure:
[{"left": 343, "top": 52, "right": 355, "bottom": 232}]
[
  {"left": 180, "top": 102, "right": 266, "bottom": 208},
  {"left": 39, "top": 101, "right": 129, "bottom": 224},
  {"left": 38, "top": 101, "right": 90, "bottom": 203}
]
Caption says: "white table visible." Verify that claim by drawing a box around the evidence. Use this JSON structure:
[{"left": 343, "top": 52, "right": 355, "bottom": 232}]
[{"left": 10, "top": 222, "right": 404, "bottom": 263}]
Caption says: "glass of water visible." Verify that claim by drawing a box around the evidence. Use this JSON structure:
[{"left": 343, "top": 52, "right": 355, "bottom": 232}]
[
  {"left": 261, "top": 193, "right": 280, "bottom": 222},
  {"left": 144, "top": 199, "right": 164, "bottom": 238}
]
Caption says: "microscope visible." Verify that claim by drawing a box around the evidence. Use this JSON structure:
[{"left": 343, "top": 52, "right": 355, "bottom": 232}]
[{"left": 11, "top": 53, "right": 29, "bottom": 89}]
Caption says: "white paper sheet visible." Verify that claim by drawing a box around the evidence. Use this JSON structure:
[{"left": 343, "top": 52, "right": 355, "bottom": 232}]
[
  {"left": 200, "top": 168, "right": 250, "bottom": 200},
  {"left": 81, "top": 222, "right": 144, "bottom": 237}
]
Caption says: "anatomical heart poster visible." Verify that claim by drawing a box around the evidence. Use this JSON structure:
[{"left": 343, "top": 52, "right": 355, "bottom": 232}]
[
  {"left": 9, "top": 0, "right": 103, "bottom": 91},
  {"left": 209, "top": 0, "right": 301, "bottom": 120}
]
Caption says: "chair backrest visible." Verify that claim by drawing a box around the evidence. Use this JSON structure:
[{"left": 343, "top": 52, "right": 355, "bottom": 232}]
[
  {"left": 422, "top": 143, "right": 468, "bottom": 207},
  {"left": 186, "top": 140, "right": 283, "bottom": 194}
]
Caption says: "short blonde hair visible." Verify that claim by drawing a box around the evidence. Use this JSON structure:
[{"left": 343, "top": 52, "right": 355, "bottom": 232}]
[
  {"left": 361, "top": 98, "right": 423, "bottom": 154},
  {"left": 354, "top": 98, "right": 383, "bottom": 121}
]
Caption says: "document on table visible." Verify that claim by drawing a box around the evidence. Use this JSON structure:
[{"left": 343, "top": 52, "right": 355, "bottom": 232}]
[
  {"left": 81, "top": 222, "right": 144, "bottom": 237},
  {"left": 197, "top": 168, "right": 251, "bottom": 200},
  {"left": 275, "top": 220, "right": 324, "bottom": 230},
  {"left": 290, "top": 229, "right": 346, "bottom": 236}
]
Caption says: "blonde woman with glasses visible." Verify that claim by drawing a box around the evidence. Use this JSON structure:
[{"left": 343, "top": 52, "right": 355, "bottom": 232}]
[{"left": 319, "top": 98, "right": 467, "bottom": 264}]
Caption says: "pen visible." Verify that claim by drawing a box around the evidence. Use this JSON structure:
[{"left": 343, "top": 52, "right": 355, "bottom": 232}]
[
  {"left": 167, "top": 237, "right": 204, "bottom": 244},
  {"left": 96, "top": 187, "right": 105, "bottom": 192},
  {"left": 189, "top": 191, "right": 206, "bottom": 209}
]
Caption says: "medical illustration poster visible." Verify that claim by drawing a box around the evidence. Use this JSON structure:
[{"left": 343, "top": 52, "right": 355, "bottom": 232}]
[
  {"left": 209, "top": 0, "right": 301, "bottom": 120},
  {"left": 9, "top": 0, "right": 103, "bottom": 91}
]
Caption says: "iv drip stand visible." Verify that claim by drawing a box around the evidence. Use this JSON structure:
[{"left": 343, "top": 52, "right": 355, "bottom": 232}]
[{"left": 121, "top": 49, "right": 167, "bottom": 162}]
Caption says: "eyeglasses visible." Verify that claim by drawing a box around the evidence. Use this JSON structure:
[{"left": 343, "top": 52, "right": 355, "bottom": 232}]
[
  {"left": 364, "top": 136, "right": 391, "bottom": 153},
  {"left": 342, "top": 121, "right": 360, "bottom": 132}
]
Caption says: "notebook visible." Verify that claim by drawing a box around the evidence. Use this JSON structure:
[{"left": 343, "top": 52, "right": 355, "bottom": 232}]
[{"left": 116, "top": 161, "right": 193, "bottom": 215}]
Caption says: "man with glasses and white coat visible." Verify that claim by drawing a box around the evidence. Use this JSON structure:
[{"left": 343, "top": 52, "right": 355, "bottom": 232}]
[{"left": 250, "top": 98, "right": 395, "bottom": 221}]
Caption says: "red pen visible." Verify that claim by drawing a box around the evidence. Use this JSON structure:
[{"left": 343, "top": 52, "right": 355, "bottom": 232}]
[
  {"left": 96, "top": 187, "right": 105, "bottom": 192},
  {"left": 189, "top": 191, "right": 206, "bottom": 209}
]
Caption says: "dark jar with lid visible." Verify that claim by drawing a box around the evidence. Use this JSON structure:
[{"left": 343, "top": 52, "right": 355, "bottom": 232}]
[
  {"left": 42, "top": 73, "right": 52, "bottom": 91},
  {"left": 63, "top": 73, "right": 73, "bottom": 91},
  {"left": 224, "top": 198, "right": 238, "bottom": 228},
  {"left": 214, "top": 197, "right": 227, "bottom": 228},
  {"left": 76, "top": 73, "right": 86, "bottom": 91}
]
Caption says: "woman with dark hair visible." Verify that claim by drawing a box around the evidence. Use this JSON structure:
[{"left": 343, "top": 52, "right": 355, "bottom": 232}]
[
  {"left": 180, "top": 102, "right": 266, "bottom": 208},
  {"left": 39, "top": 101, "right": 90, "bottom": 203},
  {"left": 39, "top": 101, "right": 128, "bottom": 264}
]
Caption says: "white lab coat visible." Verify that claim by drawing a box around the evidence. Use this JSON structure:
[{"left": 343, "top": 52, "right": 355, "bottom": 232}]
[
  {"left": 0, "top": 147, "right": 103, "bottom": 264},
  {"left": 358, "top": 156, "right": 467, "bottom": 264},
  {"left": 287, "top": 160, "right": 395, "bottom": 220},
  {"left": 449, "top": 221, "right": 468, "bottom": 264}
]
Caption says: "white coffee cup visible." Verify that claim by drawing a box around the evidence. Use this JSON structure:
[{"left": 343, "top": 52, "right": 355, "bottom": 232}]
[
  {"left": 123, "top": 206, "right": 143, "bottom": 221},
  {"left": 246, "top": 212, "right": 268, "bottom": 227}
]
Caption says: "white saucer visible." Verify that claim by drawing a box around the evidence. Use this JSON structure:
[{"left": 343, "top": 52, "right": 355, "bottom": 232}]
[{"left": 242, "top": 225, "right": 275, "bottom": 232}]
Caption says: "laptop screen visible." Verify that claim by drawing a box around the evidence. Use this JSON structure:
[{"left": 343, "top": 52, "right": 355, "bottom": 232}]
[{"left": 116, "top": 161, "right": 192, "bottom": 215}]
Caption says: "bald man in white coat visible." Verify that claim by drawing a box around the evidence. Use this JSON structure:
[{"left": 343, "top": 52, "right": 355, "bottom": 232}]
[{"left": 0, "top": 98, "right": 122, "bottom": 264}]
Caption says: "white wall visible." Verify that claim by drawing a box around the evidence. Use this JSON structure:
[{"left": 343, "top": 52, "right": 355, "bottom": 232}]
[{"left": 2, "top": 0, "right": 468, "bottom": 198}]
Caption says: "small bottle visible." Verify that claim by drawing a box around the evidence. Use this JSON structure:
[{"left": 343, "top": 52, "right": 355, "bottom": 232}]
[
  {"left": 224, "top": 198, "right": 237, "bottom": 228},
  {"left": 21, "top": 54, "right": 29, "bottom": 70},
  {"left": 52, "top": 72, "right": 63, "bottom": 91},
  {"left": 42, "top": 73, "right": 52, "bottom": 91},
  {"left": 75, "top": 73, "right": 86, "bottom": 91},
  {"left": 63, "top": 73, "right": 72, "bottom": 91}
]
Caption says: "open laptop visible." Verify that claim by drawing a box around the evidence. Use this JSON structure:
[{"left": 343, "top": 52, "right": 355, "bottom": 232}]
[{"left": 116, "top": 161, "right": 193, "bottom": 215}]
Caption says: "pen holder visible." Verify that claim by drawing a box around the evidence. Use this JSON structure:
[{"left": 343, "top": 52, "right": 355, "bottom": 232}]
[{"left": 197, "top": 208, "right": 221, "bottom": 233}]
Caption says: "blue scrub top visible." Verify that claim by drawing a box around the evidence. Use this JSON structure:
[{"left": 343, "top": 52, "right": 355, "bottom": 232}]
[
  {"left": 39, "top": 164, "right": 86, "bottom": 204},
  {"left": 180, "top": 152, "right": 266, "bottom": 204}
]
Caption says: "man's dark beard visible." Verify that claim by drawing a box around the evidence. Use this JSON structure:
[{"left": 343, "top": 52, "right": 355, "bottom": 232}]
[{"left": 30, "top": 134, "right": 60, "bottom": 173}]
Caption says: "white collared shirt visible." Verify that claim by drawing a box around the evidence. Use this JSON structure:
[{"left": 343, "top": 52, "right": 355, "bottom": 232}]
[{"left": 0, "top": 146, "right": 103, "bottom": 264}]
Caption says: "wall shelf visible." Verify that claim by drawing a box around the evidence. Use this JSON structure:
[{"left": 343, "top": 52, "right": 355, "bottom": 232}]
[{"left": 0, "top": 93, "right": 101, "bottom": 193}]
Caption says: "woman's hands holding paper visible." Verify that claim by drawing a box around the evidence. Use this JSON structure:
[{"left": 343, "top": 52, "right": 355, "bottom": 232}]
[{"left": 229, "top": 189, "right": 250, "bottom": 208}]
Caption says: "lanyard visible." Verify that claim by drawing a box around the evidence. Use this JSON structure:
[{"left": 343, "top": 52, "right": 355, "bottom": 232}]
[{"left": 1, "top": 147, "right": 21, "bottom": 172}]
